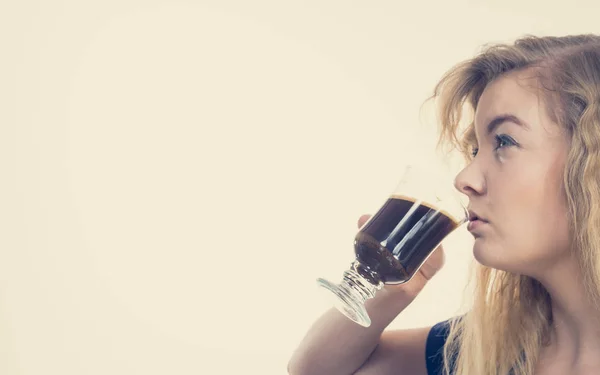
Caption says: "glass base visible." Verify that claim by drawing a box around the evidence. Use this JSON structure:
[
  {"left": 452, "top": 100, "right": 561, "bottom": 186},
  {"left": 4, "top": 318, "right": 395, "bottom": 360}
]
[{"left": 316, "top": 277, "right": 372, "bottom": 327}]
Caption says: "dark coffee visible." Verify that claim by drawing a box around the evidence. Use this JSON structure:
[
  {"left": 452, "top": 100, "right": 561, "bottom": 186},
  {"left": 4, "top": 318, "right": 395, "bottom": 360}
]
[{"left": 353, "top": 195, "right": 460, "bottom": 285}]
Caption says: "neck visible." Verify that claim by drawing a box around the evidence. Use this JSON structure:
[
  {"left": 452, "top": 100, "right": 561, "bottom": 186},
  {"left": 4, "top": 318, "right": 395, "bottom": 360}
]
[{"left": 536, "top": 255, "right": 600, "bottom": 370}]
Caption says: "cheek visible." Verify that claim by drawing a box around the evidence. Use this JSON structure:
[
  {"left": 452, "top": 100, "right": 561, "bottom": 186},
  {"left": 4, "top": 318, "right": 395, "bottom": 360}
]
[
  {"left": 495, "top": 164, "right": 570, "bottom": 261},
  {"left": 534, "top": 195, "right": 571, "bottom": 253},
  {"left": 505, "top": 208, "right": 570, "bottom": 269}
]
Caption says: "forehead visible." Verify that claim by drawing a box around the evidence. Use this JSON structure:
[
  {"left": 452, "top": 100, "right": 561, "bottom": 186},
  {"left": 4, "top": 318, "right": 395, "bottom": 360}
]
[
  {"left": 475, "top": 71, "right": 542, "bottom": 126},
  {"left": 473, "top": 70, "right": 562, "bottom": 138}
]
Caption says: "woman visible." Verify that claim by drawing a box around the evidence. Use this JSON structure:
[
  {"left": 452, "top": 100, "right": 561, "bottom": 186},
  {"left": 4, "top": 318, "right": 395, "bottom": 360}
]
[{"left": 287, "top": 34, "right": 600, "bottom": 375}]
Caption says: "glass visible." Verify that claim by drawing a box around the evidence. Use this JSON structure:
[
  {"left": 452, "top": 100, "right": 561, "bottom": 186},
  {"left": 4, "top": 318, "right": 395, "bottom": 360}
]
[{"left": 316, "top": 162, "right": 468, "bottom": 327}]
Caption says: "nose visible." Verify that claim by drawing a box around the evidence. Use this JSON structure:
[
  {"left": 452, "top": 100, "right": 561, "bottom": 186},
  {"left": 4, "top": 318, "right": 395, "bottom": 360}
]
[{"left": 453, "top": 162, "right": 485, "bottom": 197}]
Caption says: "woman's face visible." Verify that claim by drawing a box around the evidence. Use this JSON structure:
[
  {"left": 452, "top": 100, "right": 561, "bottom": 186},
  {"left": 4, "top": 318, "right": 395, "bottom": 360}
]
[{"left": 454, "top": 70, "right": 571, "bottom": 277}]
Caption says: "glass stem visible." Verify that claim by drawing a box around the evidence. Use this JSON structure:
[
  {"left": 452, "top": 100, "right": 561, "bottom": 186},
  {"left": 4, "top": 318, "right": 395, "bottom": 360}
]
[{"left": 341, "top": 261, "right": 384, "bottom": 304}]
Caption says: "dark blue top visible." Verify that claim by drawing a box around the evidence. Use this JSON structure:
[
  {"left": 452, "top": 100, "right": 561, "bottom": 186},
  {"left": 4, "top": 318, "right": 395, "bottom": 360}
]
[{"left": 425, "top": 320, "right": 454, "bottom": 375}]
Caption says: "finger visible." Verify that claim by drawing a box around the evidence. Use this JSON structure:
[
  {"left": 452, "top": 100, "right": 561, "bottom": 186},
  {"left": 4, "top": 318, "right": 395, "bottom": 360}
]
[
  {"left": 428, "top": 245, "right": 446, "bottom": 266},
  {"left": 419, "top": 246, "right": 446, "bottom": 280},
  {"left": 358, "top": 214, "right": 371, "bottom": 228}
]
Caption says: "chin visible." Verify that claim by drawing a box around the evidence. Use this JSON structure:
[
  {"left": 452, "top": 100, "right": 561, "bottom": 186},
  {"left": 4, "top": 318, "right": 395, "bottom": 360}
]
[
  {"left": 472, "top": 238, "right": 510, "bottom": 271},
  {"left": 472, "top": 238, "right": 491, "bottom": 265},
  {"left": 472, "top": 239, "right": 537, "bottom": 275}
]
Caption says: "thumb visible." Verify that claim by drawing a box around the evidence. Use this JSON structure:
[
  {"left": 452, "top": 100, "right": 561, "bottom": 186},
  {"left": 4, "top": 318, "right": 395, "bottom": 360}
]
[{"left": 357, "top": 214, "right": 371, "bottom": 229}]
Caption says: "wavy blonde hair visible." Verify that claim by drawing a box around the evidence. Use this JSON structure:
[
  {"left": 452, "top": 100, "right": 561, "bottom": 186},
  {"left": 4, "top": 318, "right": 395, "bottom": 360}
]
[{"left": 425, "top": 34, "right": 600, "bottom": 375}]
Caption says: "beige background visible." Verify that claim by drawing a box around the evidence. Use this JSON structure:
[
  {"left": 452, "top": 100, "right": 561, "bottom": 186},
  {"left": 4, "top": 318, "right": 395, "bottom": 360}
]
[{"left": 1, "top": 1, "right": 598, "bottom": 374}]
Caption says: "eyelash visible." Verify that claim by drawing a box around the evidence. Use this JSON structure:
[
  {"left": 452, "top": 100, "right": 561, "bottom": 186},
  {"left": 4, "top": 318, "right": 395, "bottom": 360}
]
[{"left": 470, "top": 135, "right": 517, "bottom": 157}]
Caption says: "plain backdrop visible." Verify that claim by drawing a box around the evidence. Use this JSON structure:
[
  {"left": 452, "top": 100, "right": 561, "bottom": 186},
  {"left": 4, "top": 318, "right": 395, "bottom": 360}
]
[{"left": 1, "top": 1, "right": 599, "bottom": 374}]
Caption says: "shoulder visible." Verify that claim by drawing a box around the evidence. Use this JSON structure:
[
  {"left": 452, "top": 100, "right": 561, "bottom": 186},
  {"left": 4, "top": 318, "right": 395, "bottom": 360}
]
[{"left": 425, "top": 319, "right": 457, "bottom": 375}]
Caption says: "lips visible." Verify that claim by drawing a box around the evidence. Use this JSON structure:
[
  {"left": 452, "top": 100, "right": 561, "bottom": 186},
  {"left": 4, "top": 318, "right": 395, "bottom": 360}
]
[
  {"left": 468, "top": 210, "right": 488, "bottom": 223},
  {"left": 467, "top": 209, "right": 488, "bottom": 234}
]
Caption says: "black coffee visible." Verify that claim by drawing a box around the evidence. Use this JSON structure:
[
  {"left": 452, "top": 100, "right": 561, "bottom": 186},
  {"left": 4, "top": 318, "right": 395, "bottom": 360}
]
[{"left": 354, "top": 195, "right": 460, "bottom": 284}]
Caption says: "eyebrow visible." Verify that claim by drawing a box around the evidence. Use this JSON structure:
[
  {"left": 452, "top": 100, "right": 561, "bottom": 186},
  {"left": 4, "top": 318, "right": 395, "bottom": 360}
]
[{"left": 483, "top": 114, "right": 530, "bottom": 136}]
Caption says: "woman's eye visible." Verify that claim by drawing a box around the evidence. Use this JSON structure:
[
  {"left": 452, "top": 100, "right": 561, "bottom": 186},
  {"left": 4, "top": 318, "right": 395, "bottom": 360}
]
[
  {"left": 469, "top": 135, "right": 517, "bottom": 159},
  {"left": 494, "top": 134, "right": 517, "bottom": 151}
]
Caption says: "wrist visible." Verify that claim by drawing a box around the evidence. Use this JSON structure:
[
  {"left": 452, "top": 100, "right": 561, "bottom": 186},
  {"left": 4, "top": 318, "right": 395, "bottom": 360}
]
[{"left": 365, "top": 285, "right": 416, "bottom": 315}]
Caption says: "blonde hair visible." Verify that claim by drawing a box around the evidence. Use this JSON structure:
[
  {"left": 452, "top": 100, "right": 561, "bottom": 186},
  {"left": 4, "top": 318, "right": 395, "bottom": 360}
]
[{"left": 426, "top": 34, "right": 600, "bottom": 375}]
